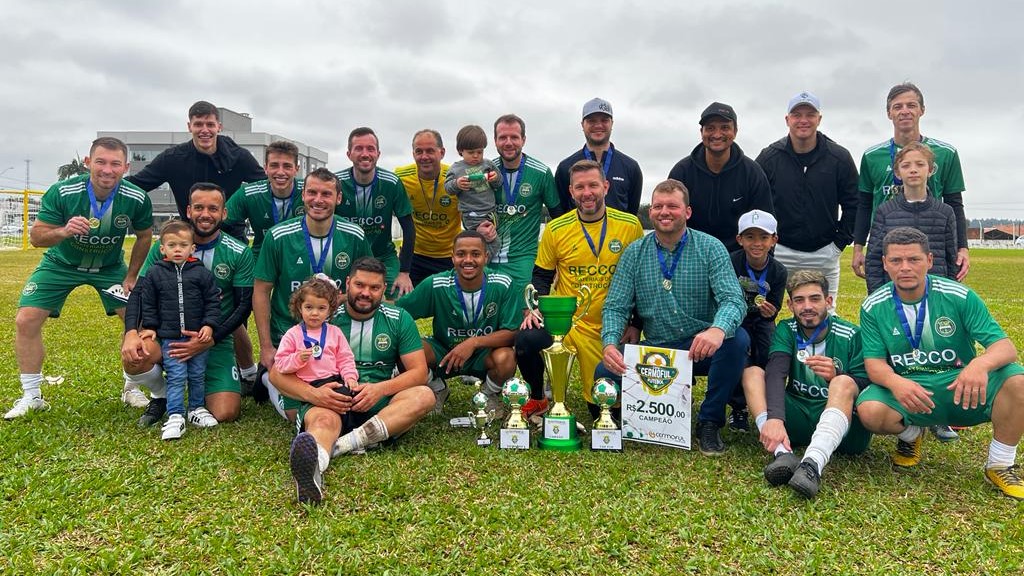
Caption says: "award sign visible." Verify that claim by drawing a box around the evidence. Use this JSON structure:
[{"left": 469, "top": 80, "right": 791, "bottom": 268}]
[
  {"left": 499, "top": 377, "right": 531, "bottom": 450},
  {"left": 591, "top": 378, "right": 622, "bottom": 451},
  {"left": 621, "top": 344, "right": 693, "bottom": 450}
]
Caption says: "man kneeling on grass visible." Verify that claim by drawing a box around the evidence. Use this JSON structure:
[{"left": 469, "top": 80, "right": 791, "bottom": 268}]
[
  {"left": 743, "top": 270, "right": 872, "bottom": 499},
  {"left": 856, "top": 227, "right": 1024, "bottom": 500},
  {"left": 269, "top": 257, "right": 433, "bottom": 505}
]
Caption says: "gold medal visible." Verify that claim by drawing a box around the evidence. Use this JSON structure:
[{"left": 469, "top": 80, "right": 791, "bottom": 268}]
[
  {"left": 754, "top": 295, "right": 766, "bottom": 306},
  {"left": 662, "top": 278, "right": 672, "bottom": 291},
  {"left": 88, "top": 217, "right": 101, "bottom": 229},
  {"left": 796, "top": 349, "right": 809, "bottom": 363}
]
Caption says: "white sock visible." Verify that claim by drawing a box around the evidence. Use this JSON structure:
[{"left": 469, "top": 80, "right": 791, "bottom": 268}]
[
  {"left": 755, "top": 411, "right": 768, "bottom": 432},
  {"left": 263, "top": 373, "right": 288, "bottom": 421},
  {"left": 483, "top": 376, "right": 502, "bottom": 396},
  {"left": 334, "top": 416, "right": 390, "bottom": 455},
  {"left": 317, "top": 445, "right": 330, "bottom": 473},
  {"left": 20, "top": 373, "right": 43, "bottom": 399},
  {"left": 124, "top": 365, "right": 166, "bottom": 399},
  {"left": 803, "top": 407, "right": 850, "bottom": 474},
  {"left": 898, "top": 425, "right": 924, "bottom": 443},
  {"left": 986, "top": 439, "right": 1017, "bottom": 469},
  {"left": 239, "top": 364, "right": 258, "bottom": 380}
]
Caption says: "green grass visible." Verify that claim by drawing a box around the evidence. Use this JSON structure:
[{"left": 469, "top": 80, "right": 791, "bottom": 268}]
[{"left": 1, "top": 246, "right": 1022, "bottom": 574}]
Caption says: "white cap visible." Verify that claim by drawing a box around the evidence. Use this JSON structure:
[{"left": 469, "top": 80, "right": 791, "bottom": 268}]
[
  {"left": 738, "top": 209, "right": 777, "bottom": 234},
  {"left": 787, "top": 91, "right": 821, "bottom": 113}
]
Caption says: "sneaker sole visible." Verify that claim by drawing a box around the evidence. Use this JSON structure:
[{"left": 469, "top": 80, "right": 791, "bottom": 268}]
[
  {"left": 698, "top": 446, "right": 725, "bottom": 457},
  {"left": 788, "top": 476, "right": 819, "bottom": 499},
  {"left": 984, "top": 472, "right": 1024, "bottom": 501},
  {"left": 764, "top": 463, "right": 797, "bottom": 486},
  {"left": 290, "top": 434, "right": 322, "bottom": 505}
]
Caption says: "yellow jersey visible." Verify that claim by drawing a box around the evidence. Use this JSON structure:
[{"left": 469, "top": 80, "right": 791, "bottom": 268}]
[{"left": 395, "top": 163, "right": 461, "bottom": 258}]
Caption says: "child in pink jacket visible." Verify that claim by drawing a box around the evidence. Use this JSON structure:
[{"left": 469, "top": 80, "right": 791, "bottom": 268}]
[{"left": 274, "top": 277, "right": 358, "bottom": 390}]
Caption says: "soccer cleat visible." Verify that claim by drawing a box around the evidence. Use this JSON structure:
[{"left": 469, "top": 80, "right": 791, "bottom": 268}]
[
  {"left": 984, "top": 465, "right": 1024, "bottom": 500},
  {"left": 240, "top": 373, "right": 257, "bottom": 397},
  {"left": 251, "top": 365, "right": 269, "bottom": 404},
  {"left": 485, "top": 393, "right": 507, "bottom": 422},
  {"left": 4, "top": 396, "right": 50, "bottom": 420},
  {"left": 929, "top": 425, "right": 959, "bottom": 442},
  {"left": 290, "top": 432, "right": 324, "bottom": 505},
  {"left": 427, "top": 378, "right": 449, "bottom": 415},
  {"left": 121, "top": 386, "right": 150, "bottom": 409},
  {"left": 696, "top": 420, "right": 726, "bottom": 456},
  {"left": 161, "top": 414, "right": 186, "bottom": 440},
  {"left": 102, "top": 283, "right": 130, "bottom": 303},
  {"left": 137, "top": 398, "right": 167, "bottom": 428},
  {"left": 892, "top": 434, "right": 924, "bottom": 468},
  {"left": 729, "top": 407, "right": 750, "bottom": 432},
  {"left": 788, "top": 461, "right": 822, "bottom": 499},
  {"left": 763, "top": 452, "right": 800, "bottom": 486},
  {"left": 521, "top": 398, "right": 549, "bottom": 421},
  {"left": 187, "top": 407, "right": 219, "bottom": 428}
]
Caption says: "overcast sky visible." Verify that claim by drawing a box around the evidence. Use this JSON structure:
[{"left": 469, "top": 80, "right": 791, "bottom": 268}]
[{"left": 1, "top": 0, "right": 1020, "bottom": 218}]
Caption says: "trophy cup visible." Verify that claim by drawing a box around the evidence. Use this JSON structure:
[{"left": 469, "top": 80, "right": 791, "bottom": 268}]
[
  {"left": 499, "top": 377, "right": 531, "bottom": 450},
  {"left": 591, "top": 377, "right": 623, "bottom": 451},
  {"left": 468, "top": 382, "right": 493, "bottom": 447},
  {"left": 525, "top": 284, "right": 592, "bottom": 451}
]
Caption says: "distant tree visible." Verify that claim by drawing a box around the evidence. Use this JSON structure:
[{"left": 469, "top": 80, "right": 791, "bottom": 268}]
[
  {"left": 57, "top": 155, "right": 88, "bottom": 180},
  {"left": 637, "top": 203, "right": 653, "bottom": 229}
]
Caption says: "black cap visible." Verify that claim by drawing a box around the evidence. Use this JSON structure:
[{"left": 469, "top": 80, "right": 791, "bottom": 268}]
[{"left": 699, "top": 102, "right": 737, "bottom": 125}]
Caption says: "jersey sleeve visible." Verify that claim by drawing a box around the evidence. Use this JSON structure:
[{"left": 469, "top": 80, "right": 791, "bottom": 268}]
[
  {"left": 768, "top": 321, "right": 794, "bottom": 355},
  {"left": 940, "top": 149, "right": 966, "bottom": 196},
  {"left": 963, "top": 289, "right": 1009, "bottom": 348},
  {"left": 391, "top": 180, "right": 413, "bottom": 218},
  {"left": 540, "top": 169, "right": 562, "bottom": 215},
  {"left": 394, "top": 279, "right": 433, "bottom": 320},
  {"left": 858, "top": 303, "right": 889, "bottom": 360},
  {"left": 496, "top": 283, "right": 521, "bottom": 331},
  {"left": 233, "top": 248, "right": 256, "bottom": 288},
  {"left": 131, "top": 189, "right": 154, "bottom": 231},
  {"left": 857, "top": 151, "right": 875, "bottom": 194},
  {"left": 36, "top": 183, "right": 68, "bottom": 225},
  {"left": 395, "top": 309, "right": 424, "bottom": 355},
  {"left": 253, "top": 233, "right": 280, "bottom": 282},
  {"left": 137, "top": 242, "right": 161, "bottom": 277},
  {"left": 844, "top": 329, "right": 868, "bottom": 380},
  {"left": 535, "top": 221, "right": 558, "bottom": 271},
  {"left": 224, "top": 186, "right": 247, "bottom": 227}
]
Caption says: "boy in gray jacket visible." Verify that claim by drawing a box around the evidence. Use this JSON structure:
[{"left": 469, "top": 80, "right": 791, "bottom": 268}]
[{"left": 444, "top": 125, "right": 501, "bottom": 260}]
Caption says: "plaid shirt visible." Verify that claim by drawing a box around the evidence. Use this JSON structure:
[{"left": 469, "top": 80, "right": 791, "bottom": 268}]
[{"left": 601, "top": 228, "right": 745, "bottom": 347}]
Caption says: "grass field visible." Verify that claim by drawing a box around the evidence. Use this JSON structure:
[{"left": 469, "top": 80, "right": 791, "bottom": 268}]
[{"left": 1, "top": 246, "right": 1022, "bottom": 574}]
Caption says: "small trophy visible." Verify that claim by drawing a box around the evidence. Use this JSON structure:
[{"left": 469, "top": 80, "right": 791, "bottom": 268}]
[
  {"left": 468, "top": 383, "right": 493, "bottom": 447},
  {"left": 525, "top": 284, "right": 593, "bottom": 451},
  {"left": 591, "top": 378, "right": 622, "bottom": 451},
  {"left": 500, "top": 377, "right": 531, "bottom": 450}
]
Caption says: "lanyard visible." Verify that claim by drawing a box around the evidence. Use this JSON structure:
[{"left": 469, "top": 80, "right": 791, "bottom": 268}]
[
  {"left": 745, "top": 262, "right": 768, "bottom": 296},
  {"left": 656, "top": 231, "right": 688, "bottom": 290},
  {"left": 454, "top": 274, "right": 486, "bottom": 327},
  {"left": 889, "top": 136, "right": 924, "bottom": 187},
  {"left": 301, "top": 218, "right": 333, "bottom": 275},
  {"left": 301, "top": 323, "right": 327, "bottom": 360},
  {"left": 270, "top": 182, "right": 297, "bottom": 224},
  {"left": 795, "top": 317, "right": 829, "bottom": 355},
  {"left": 419, "top": 175, "right": 440, "bottom": 214},
  {"left": 580, "top": 214, "right": 608, "bottom": 258},
  {"left": 86, "top": 180, "right": 118, "bottom": 225},
  {"left": 194, "top": 234, "right": 219, "bottom": 269},
  {"left": 582, "top": 146, "right": 613, "bottom": 178},
  {"left": 498, "top": 155, "right": 525, "bottom": 207},
  {"left": 893, "top": 277, "right": 929, "bottom": 353}
]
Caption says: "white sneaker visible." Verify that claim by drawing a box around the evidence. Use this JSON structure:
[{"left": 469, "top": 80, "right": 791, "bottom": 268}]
[
  {"left": 4, "top": 396, "right": 50, "bottom": 420},
  {"left": 161, "top": 414, "right": 186, "bottom": 440},
  {"left": 121, "top": 386, "right": 150, "bottom": 409},
  {"left": 187, "top": 407, "right": 219, "bottom": 428}
]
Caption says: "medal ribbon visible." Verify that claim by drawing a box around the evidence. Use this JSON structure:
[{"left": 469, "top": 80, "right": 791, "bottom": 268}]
[
  {"left": 795, "top": 317, "right": 830, "bottom": 355},
  {"left": 745, "top": 262, "right": 769, "bottom": 296},
  {"left": 498, "top": 155, "right": 525, "bottom": 209},
  {"left": 87, "top": 180, "right": 118, "bottom": 222},
  {"left": 454, "top": 273, "right": 487, "bottom": 327},
  {"left": 656, "top": 231, "right": 688, "bottom": 284},
  {"left": 582, "top": 146, "right": 613, "bottom": 178},
  {"left": 301, "top": 218, "right": 333, "bottom": 274},
  {"left": 301, "top": 323, "right": 328, "bottom": 360},
  {"left": 352, "top": 169, "right": 378, "bottom": 218},
  {"left": 194, "top": 235, "right": 219, "bottom": 269},
  {"left": 270, "top": 182, "right": 297, "bottom": 224},
  {"left": 580, "top": 214, "right": 608, "bottom": 258},
  {"left": 419, "top": 176, "right": 439, "bottom": 214},
  {"left": 893, "top": 276, "right": 929, "bottom": 353}
]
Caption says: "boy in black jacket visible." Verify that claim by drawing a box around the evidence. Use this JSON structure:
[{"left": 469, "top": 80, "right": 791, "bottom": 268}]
[
  {"left": 730, "top": 210, "right": 788, "bottom": 431},
  {"left": 126, "top": 220, "right": 221, "bottom": 440}
]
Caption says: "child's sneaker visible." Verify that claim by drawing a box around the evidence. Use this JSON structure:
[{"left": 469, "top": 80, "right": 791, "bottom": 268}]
[
  {"left": 187, "top": 407, "right": 219, "bottom": 428},
  {"left": 161, "top": 414, "right": 186, "bottom": 440}
]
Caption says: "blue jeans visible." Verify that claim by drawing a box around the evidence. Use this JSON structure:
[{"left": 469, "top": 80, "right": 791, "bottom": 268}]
[
  {"left": 161, "top": 338, "right": 209, "bottom": 416},
  {"left": 594, "top": 327, "right": 750, "bottom": 427}
]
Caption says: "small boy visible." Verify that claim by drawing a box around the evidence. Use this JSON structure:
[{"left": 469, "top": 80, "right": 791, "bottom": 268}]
[
  {"left": 127, "top": 220, "right": 221, "bottom": 440},
  {"left": 444, "top": 124, "right": 501, "bottom": 260},
  {"left": 730, "top": 209, "right": 788, "bottom": 431}
]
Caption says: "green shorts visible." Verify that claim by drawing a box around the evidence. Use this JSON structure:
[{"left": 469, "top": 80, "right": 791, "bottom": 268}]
[
  {"left": 784, "top": 394, "right": 872, "bottom": 455},
  {"left": 856, "top": 363, "right": 1024, "bottom": 428},
  {"left": 486, "top": 257, "right": 532, "bottom": 290},
  {"left": 19, "top": 259, "right": 127, "bottom": 317},
  {"left": 424, "top": 336, "right": 489, "bottom": 379},
  {"left": 204, "top": 337, "right": 241, "bottom": 395}
]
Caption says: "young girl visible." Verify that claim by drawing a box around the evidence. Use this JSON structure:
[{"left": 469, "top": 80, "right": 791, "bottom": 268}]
[{"left": 274, "top": 277, "right": 359, "bottom": 394}]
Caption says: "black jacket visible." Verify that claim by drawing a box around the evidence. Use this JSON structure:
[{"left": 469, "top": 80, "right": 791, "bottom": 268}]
[
  {"left": 125, "top": 259, "right": 221, "bottom": 339},
  {"left": 730, "top": 250, "right": 788, "bottom": 368},
  {"left": 667, "top": 143, "right": 773, "bottom": 252},
  {"left": 555, "top": 144, "right": 644, "bottom": 215},
  {"left": 866, "top": 194, "right": 958, "bottom": 293},
  {"left": 755, "top": 133, "right": 859, "bottom": 252},
  {"left": 127, "top": 135, "right": 265, "bottom": 240}
]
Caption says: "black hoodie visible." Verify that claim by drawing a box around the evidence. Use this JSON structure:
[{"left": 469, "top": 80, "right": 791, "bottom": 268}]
[{"left": 667, "top": 142, "right": 773, "bottom": 252}]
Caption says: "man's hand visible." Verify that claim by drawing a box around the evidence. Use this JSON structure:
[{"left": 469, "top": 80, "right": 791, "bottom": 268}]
[
  {"left": 602, "top": 344, "right": 627, "bottom": 376},
  {"left": 310, "top": 385, "right": 355, "bottom": 414},
  {"left": 891, "top": 377, "right": 935, "bottom": 414},
  {"left": 756, "top": 300, "right": 778, "bottom": 319},
  {"left": 438, "top": 339, "right": 478, "bottom": 374},
  {"left": 619, "top": 325, "right": 641, "bottom": 345},
  {"left": 391, "top": 272, "right": 413, "bottom": 298},
  {"left": 851, "top": 245, "right": 866, "bottom": 278},
  {"left": 168, "top": 329, "right": 215, "bottom": 361},
  {"left": 259, "top": 343, "right": 277, "bottom": 370},
  {"left": 955, "top": 248, "right": 970, "bottom": 281},
  {"left": 63, "top": 215, "right": 92, "bottom": 238},
  {"left": 760, "top": 418, "right": 791, "bottom": 453},
  {"left": 804, "top": 355, "right": 837, "bottom": 382},
  {"left": 122, "top": 275, "right": 139, "bottom": 294},
  {"left": 350, "top": 382, "right": 386, "bottom": 413},
  {"left": 689, "top": 327, "right": 725, "bottom": 363},
  {"left": 520, "top": 308, "right": 544, "bottom": 330},
  {"left": 121, "top": 330, "right": 150, "bottom": 364},
  {"left": 476, "top": 220, "right": 497, "bottom": 243},
  {"left": 948, "top": 359, "right": 988, "bottom": 409}
]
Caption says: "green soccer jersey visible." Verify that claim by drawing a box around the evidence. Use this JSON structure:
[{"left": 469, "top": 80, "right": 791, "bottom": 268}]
[
  {"left": 335, "top": 167, "right": 413, "bottom": 259},
  {"left": 36, "top": 174, "right": 153, "bottom": 271},
  {"left": 331, "top": 302, "right": 422, "bottom": 384},
  {"left": 860, "top": 275, "right": 1006, "bottom": 377},
  {"left": 139, "top": 231, "right": 255, "bottom": 318},
  {"left": 254, "top": 216, "right": 372, "bottom": 344},
  {"left": 858, "top": 136, "right": 966, "bottom": 221},
  {"left": 769, "top": 316, "right": 866, "bottom": 401},
  {"left": 225, "top": 178, "right": 305, "bottom": 258},
  {"left": 395, "top": 270, "right": 520, "bottom": 350},
  {"left": 489, "top": 153, "right": 561, "bottom": 265}
]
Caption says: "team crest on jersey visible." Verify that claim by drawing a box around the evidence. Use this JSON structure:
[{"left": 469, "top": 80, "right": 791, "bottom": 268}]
[
  {"left": 934, "top": 317, "right": 956, "bottom": 337},
  {"left": 609, "top": 239, "right": 623, "bottom": 254},
  {"left": 439, "top": 195, "right": 452, "bottom": 207},
  {"left": 374, "top": 196, "right": 386, "bottom": 209},
  {"left": 214, "top": 263, "right": 231, "bottom": 279},
  {"left": 375, "top": 334, "right": 391, "bottom": 351},
  {"left": 22, "top": 282, "right": 37, "bottom": 296},
  {"left": 519, "top": 183, "right": 532, "bottom": 197},
  {"left": 635, "top": 351, "right": 677, "bottom": 395},
  {"left": 295, "top": 207, "right": 306, "bottom": 216},
  {"left": 485, "top": 302, "right": 497, "bottom": 318},
  {"left": 335, "top": 252, "right": 350, "bottom": 269},
  {"left": 832, "top": 358, "right": 844, "bottom": 373},
  {"left": 114, "top": 214, "right": 130, "bottom": 229}
]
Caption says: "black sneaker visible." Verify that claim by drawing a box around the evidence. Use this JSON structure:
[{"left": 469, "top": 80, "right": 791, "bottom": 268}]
[
  {"left": 696, "top": 421, "right": 725, "bottom": 456},
  {"left": 763, "top": 452, "right": 800, "bottom": 486},
  {"left": 290, "top": 432, "right": 323, "bottom": 505},
  {"left": 788, "top": 461, "right": 821, "bottom": 499},
  {"left": 251, "top": 365, "right": 269, "bottom": 404},
  {"left": 729, "top": 407, "right": 750, "bottom": 432},
  {"left": 137, "top": 397, "right": 167, "bottom": 428}
]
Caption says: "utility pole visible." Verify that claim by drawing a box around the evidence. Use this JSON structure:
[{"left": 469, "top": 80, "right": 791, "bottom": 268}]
[{"left": 24, "top": 159, "right": 30, "bottom": 190}]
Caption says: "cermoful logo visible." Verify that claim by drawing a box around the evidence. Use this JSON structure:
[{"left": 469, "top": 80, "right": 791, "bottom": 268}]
[{"left": 635, "top": 350, "right": 678, "bottom": 396}]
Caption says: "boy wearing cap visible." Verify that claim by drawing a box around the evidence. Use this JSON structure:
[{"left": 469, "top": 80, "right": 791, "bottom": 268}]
[
  {"left": 729, "top": 209, "right": 788, "bottom": 430},
  {"left": 555, "top": 98, "right": 644, "bottom": 215}
]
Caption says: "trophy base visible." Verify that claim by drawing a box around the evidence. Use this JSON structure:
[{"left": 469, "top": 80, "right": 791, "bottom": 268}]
[
  {"left": 477, "top": 437, "right": 492, "bottom": 447},
  {"left": 538, "top": 415, "right": 583, "bottom": 451},
  {"left": 591, "top": 428, "right": 623, "bottom": 451},
  {"left": 500, "top": 428, "right": 530, "bottom": 450}
]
